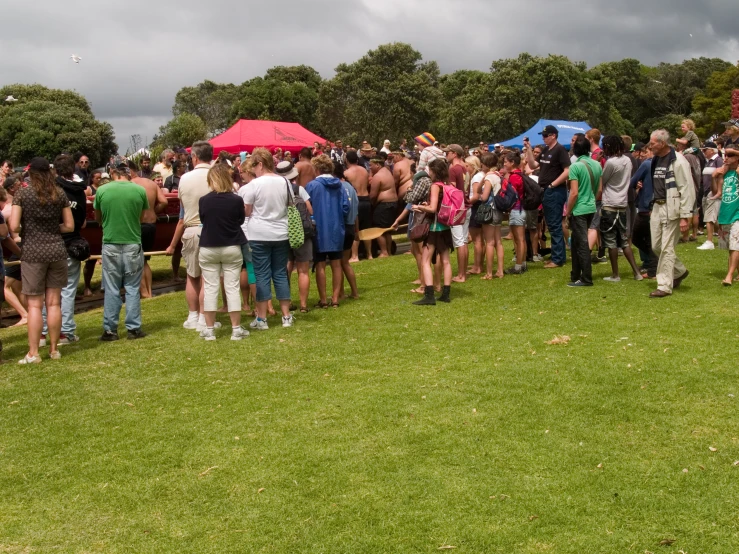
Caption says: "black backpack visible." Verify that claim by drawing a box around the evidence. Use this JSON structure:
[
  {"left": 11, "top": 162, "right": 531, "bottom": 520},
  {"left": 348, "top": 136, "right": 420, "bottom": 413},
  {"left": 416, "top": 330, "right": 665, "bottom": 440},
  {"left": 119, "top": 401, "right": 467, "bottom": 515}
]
[
  {"left": 522, "top": 174, "right": 544, "bottom": 210},
  {"left": 291, "top": 182, "right": 314, "bottom": 238},
  {"left": 493, "top": 181, "right": 519, "bottom": 212}
]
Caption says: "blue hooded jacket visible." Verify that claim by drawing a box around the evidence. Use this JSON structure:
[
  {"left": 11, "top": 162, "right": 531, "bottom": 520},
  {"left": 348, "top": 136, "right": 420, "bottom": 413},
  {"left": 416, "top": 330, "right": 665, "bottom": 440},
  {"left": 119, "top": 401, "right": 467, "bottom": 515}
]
[{"left": 306, "top": 175, "right": 350, "bottom": 253}]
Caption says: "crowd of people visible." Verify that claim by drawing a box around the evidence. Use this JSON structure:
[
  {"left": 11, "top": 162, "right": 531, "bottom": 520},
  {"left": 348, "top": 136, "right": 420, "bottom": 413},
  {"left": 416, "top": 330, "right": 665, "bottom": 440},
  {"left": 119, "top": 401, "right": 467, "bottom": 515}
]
[{"left": 2, "top": 116, "right": 738, "bottom": 361}]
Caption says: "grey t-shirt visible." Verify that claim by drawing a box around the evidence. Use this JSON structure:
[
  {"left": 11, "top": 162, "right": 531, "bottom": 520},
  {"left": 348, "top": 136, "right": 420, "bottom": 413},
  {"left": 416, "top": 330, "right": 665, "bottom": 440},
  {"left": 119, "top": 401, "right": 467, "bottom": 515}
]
[{"left": 601, "top": 155, "right": 633, "bottom": 208}]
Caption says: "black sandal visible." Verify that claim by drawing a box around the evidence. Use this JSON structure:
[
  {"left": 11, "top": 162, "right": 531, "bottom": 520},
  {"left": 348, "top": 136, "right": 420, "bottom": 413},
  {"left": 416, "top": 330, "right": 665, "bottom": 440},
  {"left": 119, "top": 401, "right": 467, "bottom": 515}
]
[
  {"left": 299, "top": 307, "right": 310, "bottom": 313},
  {"left": 331, "top": 302, "right": 340, "bottom": 308},
  {"left": 315, "top": 301, "right": 329, "bottom": 309}
]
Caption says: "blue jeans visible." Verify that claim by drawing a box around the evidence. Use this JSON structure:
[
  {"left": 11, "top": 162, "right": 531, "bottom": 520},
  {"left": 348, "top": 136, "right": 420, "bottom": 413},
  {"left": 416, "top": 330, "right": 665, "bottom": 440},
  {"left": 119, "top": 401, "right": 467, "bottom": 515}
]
[
  {"left": 250, "top": 240, "right": 291, "bottom": 302},
  {"left": 42, "top": 257, "right": 81, "bottom": 336},
  {"left": 543, "top": 186, "right": 568, "bottom": 266},
  {"left": 102, "top": 244, "right": 144, "bottom": 332}
]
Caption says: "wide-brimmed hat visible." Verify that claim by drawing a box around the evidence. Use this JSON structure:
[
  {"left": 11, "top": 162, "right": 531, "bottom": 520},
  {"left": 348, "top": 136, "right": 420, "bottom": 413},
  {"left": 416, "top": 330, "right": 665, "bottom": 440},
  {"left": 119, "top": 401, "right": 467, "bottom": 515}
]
[
  {"left": 360, "top": 143, "right": 374, "bottom": 153},
  {"left": 275, "top": 160, "right": 299, "bottom": 181}
]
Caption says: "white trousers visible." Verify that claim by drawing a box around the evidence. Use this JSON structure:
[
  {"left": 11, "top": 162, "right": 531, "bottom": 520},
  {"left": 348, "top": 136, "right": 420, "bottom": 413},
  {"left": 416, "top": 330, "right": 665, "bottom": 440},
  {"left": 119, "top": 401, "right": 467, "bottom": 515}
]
[{"left": 199, "top": 245, "right": 243, "bottom": 312}]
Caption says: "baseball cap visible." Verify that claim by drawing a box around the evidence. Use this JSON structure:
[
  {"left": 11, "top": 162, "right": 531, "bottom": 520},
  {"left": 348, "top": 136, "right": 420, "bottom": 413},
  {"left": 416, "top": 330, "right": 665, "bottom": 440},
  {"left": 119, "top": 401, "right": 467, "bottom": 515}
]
[
  {"left": 538, "top": 125, "right": 559, "bottom": 137},
  {"left": 722, "top": 119, "right": 739, "bottom": 129},
  {"left": 442, "top": 144, "right": 465, "bottom": 157},
  {"left": 275, "top": 160, "right": 299, "bottom": 181},
  {"left": 700, "top": 141, "right": 718, "bottom": 150},
  {"left": 28, "top": 157, "right": 50, "bottom": 172}
]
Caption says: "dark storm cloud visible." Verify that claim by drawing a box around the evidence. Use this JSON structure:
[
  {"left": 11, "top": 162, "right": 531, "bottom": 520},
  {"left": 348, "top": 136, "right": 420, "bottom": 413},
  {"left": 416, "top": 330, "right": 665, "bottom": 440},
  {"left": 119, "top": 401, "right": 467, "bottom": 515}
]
[{"left": 0, "top": 0, "right": 736, "bottom": 149}]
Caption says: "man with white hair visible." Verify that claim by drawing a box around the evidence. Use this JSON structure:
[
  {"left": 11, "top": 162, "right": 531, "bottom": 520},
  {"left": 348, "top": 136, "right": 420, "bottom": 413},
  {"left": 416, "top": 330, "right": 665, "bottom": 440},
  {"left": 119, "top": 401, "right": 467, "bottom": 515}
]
[
  {"left": 647, "top": 129, "right": 695, "bottom": 298},
  {"left": 380, "top": 140, "right": 391, "bottom": 155}
]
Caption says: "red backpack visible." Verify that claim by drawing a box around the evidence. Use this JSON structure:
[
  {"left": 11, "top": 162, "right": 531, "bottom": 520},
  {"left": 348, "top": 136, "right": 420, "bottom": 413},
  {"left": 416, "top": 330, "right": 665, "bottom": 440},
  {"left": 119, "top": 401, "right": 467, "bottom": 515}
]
[{"left": 437, "top": 182, "right": 467, "bottom": 226}]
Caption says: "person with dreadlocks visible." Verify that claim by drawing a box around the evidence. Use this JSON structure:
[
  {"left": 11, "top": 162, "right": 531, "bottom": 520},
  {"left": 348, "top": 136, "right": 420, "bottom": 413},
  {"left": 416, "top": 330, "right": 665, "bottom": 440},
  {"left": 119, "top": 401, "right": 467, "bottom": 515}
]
[
  {"left": 369, "top": 154, "right": 398, "bottom": 258},
  {"left": 599, "top": 135, "right": 643, "bottom": 282}
]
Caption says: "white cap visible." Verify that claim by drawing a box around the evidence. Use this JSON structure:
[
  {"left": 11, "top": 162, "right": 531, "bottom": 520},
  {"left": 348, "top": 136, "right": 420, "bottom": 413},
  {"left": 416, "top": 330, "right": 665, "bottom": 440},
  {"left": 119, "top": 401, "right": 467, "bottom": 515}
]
[{"left": 494, "top": 143, "right": 501, "bottom": 147}]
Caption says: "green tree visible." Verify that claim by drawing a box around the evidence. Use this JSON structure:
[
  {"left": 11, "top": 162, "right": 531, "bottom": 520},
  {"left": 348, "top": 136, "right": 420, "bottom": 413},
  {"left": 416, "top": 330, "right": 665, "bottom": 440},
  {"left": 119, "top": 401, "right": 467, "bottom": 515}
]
[
  {"left": 232, "top": 66, "right": 322, "bottom": 130},
  {"left": 0, "top": 84, "right": 117, "bottom": 166},
  {"left": 317, "top": 43, "right": 440, "bottom": 146},
  {"left": 434, "top": 70, "right": 497, "bottom": 145},
  {"left": 693, "top": 64, "right": 739, "bottom": 138},
  {"left": 172, "top": 80, "right": 240, "bottom": 135},
  {"left": 153, "top": 113, "right": 207, "bottom": 149}
]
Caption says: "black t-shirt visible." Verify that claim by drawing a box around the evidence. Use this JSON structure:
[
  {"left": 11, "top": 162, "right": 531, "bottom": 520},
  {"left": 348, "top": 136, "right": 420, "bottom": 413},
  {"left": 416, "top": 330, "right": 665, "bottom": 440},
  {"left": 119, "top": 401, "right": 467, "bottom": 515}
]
[
  {"left": 537, "top": 142, "right": 571, "bottom": 188},
  {"left": 57, "top": 176, "right": 88, "bottom": 242},
  {"left": 198, "top": 191, "right": 247, "bottom": 248},
  {"left": 652, "top": 154, "right": 672, "bottom": 201}
]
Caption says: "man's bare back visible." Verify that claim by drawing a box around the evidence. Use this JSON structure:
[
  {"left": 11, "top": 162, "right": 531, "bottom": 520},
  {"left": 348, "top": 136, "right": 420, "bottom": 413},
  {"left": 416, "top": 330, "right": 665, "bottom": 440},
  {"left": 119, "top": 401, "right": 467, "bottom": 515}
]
[
  {"left": 133, "top": 176, "right": 168, "bottom": 224},
  {"left": 296, "top": 160, "right": 317, "bottom": 187},
  {"left": 393, "top": 157, "right": 412, "bottom": 199},
  {"left": 344, "top": 164, "right": 370, "bottom": 197},
  {"left": 371, "top": 167, "right": 398, "bottom": 204}
]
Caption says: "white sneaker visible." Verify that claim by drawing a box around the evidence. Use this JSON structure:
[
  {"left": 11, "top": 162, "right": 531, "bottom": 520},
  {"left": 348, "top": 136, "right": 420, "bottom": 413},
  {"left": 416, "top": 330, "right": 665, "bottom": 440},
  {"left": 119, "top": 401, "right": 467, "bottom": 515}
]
[
  {"left": 183, "top": 317, "right": 199, "bottom": 330},
  {"left": 697, "top": 241, "right": 715, "bottom": 250},
  {"left": 231, "top": 326, "right": 250, "bottom": 341},
  {"left": 50, "top": 350, "right": 62, "bottom": 360},
  {"left": 532, "top": 255, "right": 544, "bottom": 263},
  {"left": 196, "top": 321, "right": 222, "bottom": 333},
  {"left": 18, "top": 354, "right": 42, "bottom": 365},
  {"left": 282, "top": 315, "right": 294, "bottom": 328},
  {"left": 39, "top": 335, "right": 47, "bottom": 347},
  {"left": 200, "top": 328, "right": 216, "bottom": 341},
  {"left": 603, "top": 276, "right": 621, "bottom": 283},
  {"left": 249, "top": 317, "right": 269, "bottom": 331}
]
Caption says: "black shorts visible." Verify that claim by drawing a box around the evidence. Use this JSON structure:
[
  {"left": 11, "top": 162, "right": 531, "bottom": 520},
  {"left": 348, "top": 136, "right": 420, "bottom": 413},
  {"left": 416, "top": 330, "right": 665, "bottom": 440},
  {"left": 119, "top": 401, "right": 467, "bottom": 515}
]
[
  {"left": 423, "top": 229, "right": 454, "bottom": 264},
  {"left": 469, "top": 202, "right": 482, "bottom": 229},
  {"left": 315, "top": 251, "right": 342, "bottom": 263},
  {"left": 600, "top": 208, "right": 628, "bottom": 249},
  {"left": 343, "top": 226, "right": 355, "bottom": 251},
  {"left": 141, "top": 223, "right": 156, "bottom": 260},
  {"left": 373, "top": 202, "right": 396, "bottom": 229},
  {"left": 358, "top": 196, "right": 372, "bottom": 231},
  {"left": 4, "top": 253, "right": 20, "bottom": 281}
]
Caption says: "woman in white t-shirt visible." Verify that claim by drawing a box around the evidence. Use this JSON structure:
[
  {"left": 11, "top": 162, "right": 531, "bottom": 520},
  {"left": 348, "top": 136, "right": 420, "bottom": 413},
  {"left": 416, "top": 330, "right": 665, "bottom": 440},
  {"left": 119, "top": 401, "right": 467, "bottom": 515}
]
[
  {"left": 479, "top": 153, "right": 505, "bottom": 279},
  {"left": 465, "top": 156, "right": 485, "bottom": 276},
  {"left": 242, "top": 149, "right": 295, "bottom": 330}
]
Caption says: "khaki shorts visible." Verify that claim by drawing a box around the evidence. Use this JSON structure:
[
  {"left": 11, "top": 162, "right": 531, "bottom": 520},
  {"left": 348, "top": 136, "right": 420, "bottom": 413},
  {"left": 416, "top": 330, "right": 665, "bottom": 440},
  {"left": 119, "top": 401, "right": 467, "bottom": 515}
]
[
  {"left": 703, "top": 196, "right": 721, "bottom": 224},
  {"left": 21, "top": 259, "right": 68, "bottom": 296},
  {"left": 182, "top": 226, "right": 202, "bottom": 278},
  {"left": 725, "top": 221, "right": 739, "bottom": 251}
]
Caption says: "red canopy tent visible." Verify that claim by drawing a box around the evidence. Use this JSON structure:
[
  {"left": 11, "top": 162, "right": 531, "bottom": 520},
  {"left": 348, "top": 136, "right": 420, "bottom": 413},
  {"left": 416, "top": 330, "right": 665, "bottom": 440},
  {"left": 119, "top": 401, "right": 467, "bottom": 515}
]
[{"left": 208, "top": 119, "right": 328, "bottom": 156}]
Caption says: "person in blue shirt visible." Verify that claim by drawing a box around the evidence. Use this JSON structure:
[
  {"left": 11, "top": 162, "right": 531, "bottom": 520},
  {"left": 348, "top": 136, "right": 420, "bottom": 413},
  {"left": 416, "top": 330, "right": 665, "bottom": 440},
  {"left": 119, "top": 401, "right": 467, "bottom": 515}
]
[
  {"left": 630, "top": 142, "right": 656, "bottom": 278},
  {"left": 306, "top": 155, "right": 350, "bottom": 308},
  {"left": 336, "top": 162, "right": 360, "bottom": 301}
]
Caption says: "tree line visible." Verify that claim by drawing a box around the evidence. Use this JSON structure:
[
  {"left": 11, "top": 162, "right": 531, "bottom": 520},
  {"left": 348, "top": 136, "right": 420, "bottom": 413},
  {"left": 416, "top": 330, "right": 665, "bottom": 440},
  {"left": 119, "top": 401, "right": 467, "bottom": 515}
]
[
  {"left": 1, "top": 43, "right": 737, "bottom": 165},
  {"left": 156, "top": 43, "right": 738, "bottom": 151}
]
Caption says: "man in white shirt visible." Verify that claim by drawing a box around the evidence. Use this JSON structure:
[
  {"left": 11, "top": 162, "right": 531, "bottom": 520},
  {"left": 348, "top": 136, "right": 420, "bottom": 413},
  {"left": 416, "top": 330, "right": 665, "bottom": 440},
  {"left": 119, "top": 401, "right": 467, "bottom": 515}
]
[{"left": 166, "top": 141, "right": 214, "bottom": 331}]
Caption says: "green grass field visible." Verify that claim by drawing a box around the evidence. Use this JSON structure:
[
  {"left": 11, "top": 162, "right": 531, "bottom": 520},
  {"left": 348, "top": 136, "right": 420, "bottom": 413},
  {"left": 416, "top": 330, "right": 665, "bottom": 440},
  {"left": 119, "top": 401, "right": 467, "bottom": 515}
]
[{"left": 1, "top": 242, "right": 738, "bottom": 553}]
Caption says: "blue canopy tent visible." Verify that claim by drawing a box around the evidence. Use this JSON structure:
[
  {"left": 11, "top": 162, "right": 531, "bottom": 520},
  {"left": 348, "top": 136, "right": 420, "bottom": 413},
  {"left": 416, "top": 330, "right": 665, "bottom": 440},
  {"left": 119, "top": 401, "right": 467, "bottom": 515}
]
[{"left": 497, "top": 119, "right": 591, "bottom": 150}]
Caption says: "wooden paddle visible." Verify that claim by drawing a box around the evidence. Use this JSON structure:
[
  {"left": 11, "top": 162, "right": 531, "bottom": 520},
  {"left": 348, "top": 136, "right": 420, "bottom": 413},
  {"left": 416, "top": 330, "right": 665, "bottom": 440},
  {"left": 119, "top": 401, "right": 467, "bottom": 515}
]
[{"left": 357, "top": 227, "right": 395, "bottom": 242}]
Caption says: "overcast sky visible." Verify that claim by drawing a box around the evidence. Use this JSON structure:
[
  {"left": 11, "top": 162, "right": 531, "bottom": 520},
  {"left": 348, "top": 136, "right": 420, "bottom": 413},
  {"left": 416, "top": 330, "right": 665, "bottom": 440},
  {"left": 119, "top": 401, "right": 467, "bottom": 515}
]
[{"left": 1, "top": 0, "right": 737, "bottom": 152}]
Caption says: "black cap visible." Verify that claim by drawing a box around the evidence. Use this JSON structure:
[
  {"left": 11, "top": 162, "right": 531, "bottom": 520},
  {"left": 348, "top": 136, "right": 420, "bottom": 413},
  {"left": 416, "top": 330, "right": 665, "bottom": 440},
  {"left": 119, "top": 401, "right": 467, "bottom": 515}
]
[
  {"left": 634, "top": 142, "right": 646, "bottom": 151},
  {"left": 29, "top": 157, "right": 50, "bottom": 172},
  {"left": 701, "top": 141, "right": 718, "bottom": 150},
  {"left": 538, "top": 125, "right": 559, "bottom": 137}
]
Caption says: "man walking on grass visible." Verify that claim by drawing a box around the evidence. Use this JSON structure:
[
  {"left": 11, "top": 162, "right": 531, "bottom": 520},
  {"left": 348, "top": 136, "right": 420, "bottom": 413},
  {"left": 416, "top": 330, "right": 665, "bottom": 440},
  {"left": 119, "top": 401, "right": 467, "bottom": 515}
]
[
  {"left": 94, "top": 164, "right": 149, "bottom": 341},
  {"left": 647, "top": 129, "right": 695, "bottom": 298}
]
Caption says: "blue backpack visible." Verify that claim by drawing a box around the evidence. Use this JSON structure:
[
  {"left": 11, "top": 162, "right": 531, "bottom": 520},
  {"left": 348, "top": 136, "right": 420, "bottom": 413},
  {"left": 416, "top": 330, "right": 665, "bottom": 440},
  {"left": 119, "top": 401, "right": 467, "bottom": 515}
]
[{"left": 493, "top": 180, "right": 519, "bottom": 212}]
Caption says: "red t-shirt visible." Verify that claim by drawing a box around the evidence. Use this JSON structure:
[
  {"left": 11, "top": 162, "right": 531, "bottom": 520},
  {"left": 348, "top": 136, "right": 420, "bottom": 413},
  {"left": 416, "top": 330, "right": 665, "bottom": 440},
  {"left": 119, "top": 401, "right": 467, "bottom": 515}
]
[
  {"left": 507, "top": 170, "right": 524, "bottom": 211},
  {"left": 591, "top": 147, "right": 606, "bottom": 168},
  {"left": 448, "top": 163, "right": 467, "bottom": 205}
]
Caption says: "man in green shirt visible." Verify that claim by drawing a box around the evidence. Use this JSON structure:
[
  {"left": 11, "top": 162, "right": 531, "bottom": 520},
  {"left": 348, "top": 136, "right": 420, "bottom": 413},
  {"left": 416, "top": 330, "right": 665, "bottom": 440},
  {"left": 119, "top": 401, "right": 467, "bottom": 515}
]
[
  {"left": 712, "top": 146, "right": 739, "bottom": 286},
  {"left": 93, "top": 164, "right": 149, "bottom": 340},
  {"left": 566, "top": 135, "right": 602, "bottom": 287}
]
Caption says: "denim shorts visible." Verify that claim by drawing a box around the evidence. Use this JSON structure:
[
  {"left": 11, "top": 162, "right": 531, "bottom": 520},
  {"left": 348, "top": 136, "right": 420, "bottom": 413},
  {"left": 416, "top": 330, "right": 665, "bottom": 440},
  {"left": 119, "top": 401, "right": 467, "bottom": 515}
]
[
  {"left": 509, "top": 208, "right": 527, "bottom": 227},
  {"left": 600, "top": 208, "right": 628, "bottom": 249}
]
